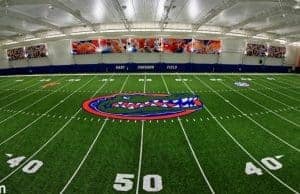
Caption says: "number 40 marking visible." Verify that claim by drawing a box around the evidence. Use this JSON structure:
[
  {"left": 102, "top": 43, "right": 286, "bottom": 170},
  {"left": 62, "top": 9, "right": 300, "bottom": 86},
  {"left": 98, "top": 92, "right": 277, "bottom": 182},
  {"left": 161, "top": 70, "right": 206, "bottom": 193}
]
[
  {"left": 6, "top": 154, "right": 43, "bottom": 174},
  {"left": 245, "top": 155, "right": 283, "bottom": 176},
  {"left": 113, "top": 173, "right": 163, "bottom": 192}
]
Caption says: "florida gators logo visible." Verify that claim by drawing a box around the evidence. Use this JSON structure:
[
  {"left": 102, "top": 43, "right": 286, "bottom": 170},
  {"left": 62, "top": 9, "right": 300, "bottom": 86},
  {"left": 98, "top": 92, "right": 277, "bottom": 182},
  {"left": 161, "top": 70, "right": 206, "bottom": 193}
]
[{"left": 82, "top": 93, "right": 203, "bottom": 121}]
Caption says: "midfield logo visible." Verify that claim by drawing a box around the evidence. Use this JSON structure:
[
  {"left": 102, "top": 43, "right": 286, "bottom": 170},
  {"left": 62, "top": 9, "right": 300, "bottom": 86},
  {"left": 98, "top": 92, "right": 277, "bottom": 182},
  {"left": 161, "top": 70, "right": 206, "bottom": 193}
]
[{"left": 82, "top": 93, "right": 203, "bottom": 121}]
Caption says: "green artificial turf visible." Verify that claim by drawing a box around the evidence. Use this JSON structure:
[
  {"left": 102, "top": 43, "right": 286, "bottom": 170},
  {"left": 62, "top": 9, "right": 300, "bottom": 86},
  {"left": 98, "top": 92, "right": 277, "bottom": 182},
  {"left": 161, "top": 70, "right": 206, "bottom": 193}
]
[{"left": 0, "top": 73, "right": 298, "bottom": 194}]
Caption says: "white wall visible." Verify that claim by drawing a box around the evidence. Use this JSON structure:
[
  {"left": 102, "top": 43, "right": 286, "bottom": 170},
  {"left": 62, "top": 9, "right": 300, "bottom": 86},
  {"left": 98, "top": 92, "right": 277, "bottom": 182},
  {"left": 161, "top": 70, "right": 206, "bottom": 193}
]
[
  {"left": 0, "top": 49, "right": 9, "bottom": 69},
  {"left": 219, "top": 38, "right": 245, "bottom": 65},
  {"left": 0, "top": 38, "right": 299, "bottom": 69},
  {"left": 47, "top": 39, "right": 74, "bottom": 65}
]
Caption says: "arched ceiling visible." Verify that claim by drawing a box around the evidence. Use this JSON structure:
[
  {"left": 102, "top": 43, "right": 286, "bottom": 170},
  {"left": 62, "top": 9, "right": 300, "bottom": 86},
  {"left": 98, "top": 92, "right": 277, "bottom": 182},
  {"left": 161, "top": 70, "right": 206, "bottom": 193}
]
[{"left": 0, "top": 0, "right": 299, "bottom": 46}]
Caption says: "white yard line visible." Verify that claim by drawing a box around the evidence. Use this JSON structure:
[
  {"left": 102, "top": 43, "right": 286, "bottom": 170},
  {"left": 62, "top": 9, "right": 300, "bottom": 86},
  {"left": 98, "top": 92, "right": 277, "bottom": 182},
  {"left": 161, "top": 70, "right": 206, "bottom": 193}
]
[
  {"left": 0, "top": 76, "right": 95, "bottom": 147},
  {"left": 267, "top": 79, "right": 300, "bottom": 95},
  {"left": 219, "top": 80, "right": 300, "bottom": 128},
  {"left": 136, "top": 74, "right": 147, "bottom": 194},
  {"left": 0, "top": 79, "right": 22, "bottom": 91},
  {"left": 0, "top": 75, "right": 112, "bottom": 184},
  {"left": 120, "top": 75, "right": 130, "bottom": 93},
  {"left": 251, "top": 80, "right": 300, "bottom": 103},
  {"left": 0, "top": 73, "right": 298, "bottom": 78},
  {"left": 136, "top": 121, "right": 144, "bottom": 194},
  {"left": 195, "top": 76, "right": 299, "bottom": 152},
  {"left": 224, "top": 76, "right": 299, "bottom": 112},
  {"left": 0, "top": 79, "right": 40, "bottom": 101},
  {"left": 248, "top": 88, "right": 299, "bottom": 113},
  {"left": 181, "top": 77, "right": 298, "bottom": 193},
  {"left": 177, "top": 118, "right": 215, "bottom": 193},
  {"left": 161, "top": 74, "right": 170, "bottom": 94},
  {"left": 162, "top": 74, "right": 215, "bottom": 193},
  {"left": 60, "top": 75, "right": 130, "bottom": 193},
  {"left": 277, "top": 77, "right": 300, "bottom": 87},
  {"left": 0, "top": 77, "right": 68, "bottom": 125},
  {"left": 59, "top": 119, "right": 108, "bottom": 194}
]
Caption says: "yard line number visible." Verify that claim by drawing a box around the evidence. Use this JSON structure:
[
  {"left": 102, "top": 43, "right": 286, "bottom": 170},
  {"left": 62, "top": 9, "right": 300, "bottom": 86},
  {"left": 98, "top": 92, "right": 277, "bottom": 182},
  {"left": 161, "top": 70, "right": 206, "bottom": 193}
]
[
  {"left": 245, "top": 155, "right": 283, "bottom": 176},
  {"left": 113, "top": 173, "right": 163, "bottom": 192},
  {"left": 6, "top": 154, "right": 43, "bottom": 174}
]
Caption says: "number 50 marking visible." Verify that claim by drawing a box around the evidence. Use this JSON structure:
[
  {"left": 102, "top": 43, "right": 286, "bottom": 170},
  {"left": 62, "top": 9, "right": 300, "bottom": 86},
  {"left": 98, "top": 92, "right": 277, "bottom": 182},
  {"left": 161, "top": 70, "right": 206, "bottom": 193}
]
[{"left": 113, "top": 173, "right": 163, "bottom": 192}]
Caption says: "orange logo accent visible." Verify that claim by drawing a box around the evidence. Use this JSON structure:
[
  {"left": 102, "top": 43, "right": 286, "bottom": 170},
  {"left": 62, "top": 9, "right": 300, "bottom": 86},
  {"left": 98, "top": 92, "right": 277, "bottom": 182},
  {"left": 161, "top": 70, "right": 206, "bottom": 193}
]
[{"left": 42, "top": 82, "right": 60, "bottom": 89}]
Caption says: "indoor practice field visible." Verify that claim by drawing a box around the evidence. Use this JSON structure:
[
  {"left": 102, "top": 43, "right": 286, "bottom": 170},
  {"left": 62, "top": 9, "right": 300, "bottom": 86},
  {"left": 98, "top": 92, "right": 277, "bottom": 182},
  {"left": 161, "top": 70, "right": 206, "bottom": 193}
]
[{"left": 0, "top": 73, "right": 299, "bottom": 194}]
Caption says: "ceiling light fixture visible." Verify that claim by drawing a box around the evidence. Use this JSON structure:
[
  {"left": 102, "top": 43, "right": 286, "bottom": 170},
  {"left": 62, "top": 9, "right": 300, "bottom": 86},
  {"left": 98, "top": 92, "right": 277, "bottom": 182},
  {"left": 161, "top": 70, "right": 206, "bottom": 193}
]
[{"left": 48, "top": 4, "right": 53, "bottom": 10}]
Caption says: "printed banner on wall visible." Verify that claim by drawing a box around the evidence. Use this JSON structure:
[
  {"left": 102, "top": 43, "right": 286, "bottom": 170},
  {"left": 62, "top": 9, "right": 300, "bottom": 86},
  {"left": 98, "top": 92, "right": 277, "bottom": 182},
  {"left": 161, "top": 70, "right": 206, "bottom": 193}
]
[
  {"left": 99, "top": 39, "right": 127, "bottom": 53},
  {"left": 267, "top": 46, "right": 286, "bottom": 58},
  {"left": 25, "top": 44, "right": 48, "bottom": 59},
  {"left": 162, "top": 38, "right": 192, "bottom": 53},
  {"left": 7, "top": 47, "right": 26, "bottom": 61},
  {"left": 72, "top": 40, "right": 100, "bottom": 55},
  {"left": 126, "top": 38, "right": 162, "bottom": 53},
  {"left": 246, "top": 44, "right": 267, "bottom": 57},
  {"left": 192, "top": 40, "right": 221, "bottom": 54}
]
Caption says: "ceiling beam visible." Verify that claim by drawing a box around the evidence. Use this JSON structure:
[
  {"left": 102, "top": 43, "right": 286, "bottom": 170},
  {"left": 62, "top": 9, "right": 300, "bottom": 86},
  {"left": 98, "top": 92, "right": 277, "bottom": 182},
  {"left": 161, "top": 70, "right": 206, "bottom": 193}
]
[
  {"left": 280, "top": 30, "right": 300, "bottom": 37},
  {"left": 0, "top": 24, "right": 31, "bottom": 34},
  {"left": 109, "top": 0, "right": 131, "bottom": 30},
  {"left": 0, "top": 0, "right": 96, "bottom": 31},
  {"left": 225, "top": 6, "right": 293, "bottom": 33},
  {"left": 255, "top": 20, "right": 300, "bottom": 35},
  {"left": 0, "top": 8, "right": 61, "bottom": 31},
  {"left": 48, "top": 0, "right": 97, "bottom": 31},
  {"left": 159, "top": 0, "right": 176, "bottom": 30},
  {"left": 192, "top": 0, "right": 238, "bottom": 31}
]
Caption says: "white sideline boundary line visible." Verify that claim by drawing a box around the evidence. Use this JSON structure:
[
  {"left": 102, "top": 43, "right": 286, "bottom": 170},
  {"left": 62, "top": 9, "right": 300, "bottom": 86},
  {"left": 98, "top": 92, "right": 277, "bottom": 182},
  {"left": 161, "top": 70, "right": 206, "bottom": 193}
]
[
  {"left": 0, "top": 77, "right": 68, "bottom": 125},
  {"left": 181, "top": 77, "right": 299, "bottom": 193},
  {"left": 162, "top": 74, "right": 215, "bottom": 194},
  {"left": 0, "top": 74, "right": 113, "bottom": 184},
  {"left": 195, "top": 76, "right": 299, "bottom": 152},
  {"left": 219, "top": 79, "right": 300, "bottom": 128},
  {"left": 0, "top": 72, "right": 298, "bottom": 78},
  {"left": 60, "top": 75, "right": 130, "bottom": 193},
  {"left": 0, "top": 75, "right": 94, "bottom": 147}
]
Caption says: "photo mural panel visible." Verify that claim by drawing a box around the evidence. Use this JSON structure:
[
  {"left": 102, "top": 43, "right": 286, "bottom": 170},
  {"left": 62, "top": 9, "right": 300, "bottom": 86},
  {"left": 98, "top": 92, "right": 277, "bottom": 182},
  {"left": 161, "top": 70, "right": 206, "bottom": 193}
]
[
  {"left": 192, "top": 40, "right": 221, "bottom": 54},
  {"left": 7, "top": 47, "right": 26, "bottom": 61},
  {"left": 267, "top": 46, "right": 286, "bottom": 58},
  {"left": 162, "top": 38, "right": 192, "bottom": 53},
  {"left": 25, "top": 44, "right": 48, "bottom": 59},
  {"left": 99, "top": 39, "right": 127, "bottom": 53},
  {"left": 126, "top": 38, "right": 162, "bottom": 53},
  {"left": 246, "top": 43, "right": 267, "bottom": 57},
  {"left": 72, "top": 40, "right": 100, "bottom": 55}
]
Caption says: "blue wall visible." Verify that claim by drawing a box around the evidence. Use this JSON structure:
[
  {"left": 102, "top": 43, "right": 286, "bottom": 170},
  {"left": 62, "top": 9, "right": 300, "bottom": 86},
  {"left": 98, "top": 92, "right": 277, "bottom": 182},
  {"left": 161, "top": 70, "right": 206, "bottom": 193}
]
[{"left": 0, "top": 63, "right": 293, "bottom": 75}]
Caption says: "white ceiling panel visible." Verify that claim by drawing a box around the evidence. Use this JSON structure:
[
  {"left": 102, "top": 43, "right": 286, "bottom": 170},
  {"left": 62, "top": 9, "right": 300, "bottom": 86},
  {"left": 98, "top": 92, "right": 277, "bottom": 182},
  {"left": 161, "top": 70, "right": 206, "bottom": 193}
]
[
  {"left": 9, "top": 4, "right": 81, "bottom": 27},
  {"left": 208, "top": 1, "right": 277, "bottom": 27},
  {"left": 270, "top": 26, "right": 300, "bottom": 34},
  {"left": 173, "top": 0, "right": 225, "bottom": 23},
  {"left": 0, "top": 0, "right": 299, "bottom": 43},
  {"left": 0, "top": 16, "right": 45, "bottom": 32},
  {"left": 0, "top": 31, "right": 17, "bottom": 36},
  {"left": 62, "top": 0, "right": 119, "bottom": 23},
  {"left": 243, "top": 14, "right": 300, "bottom": 31}
]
